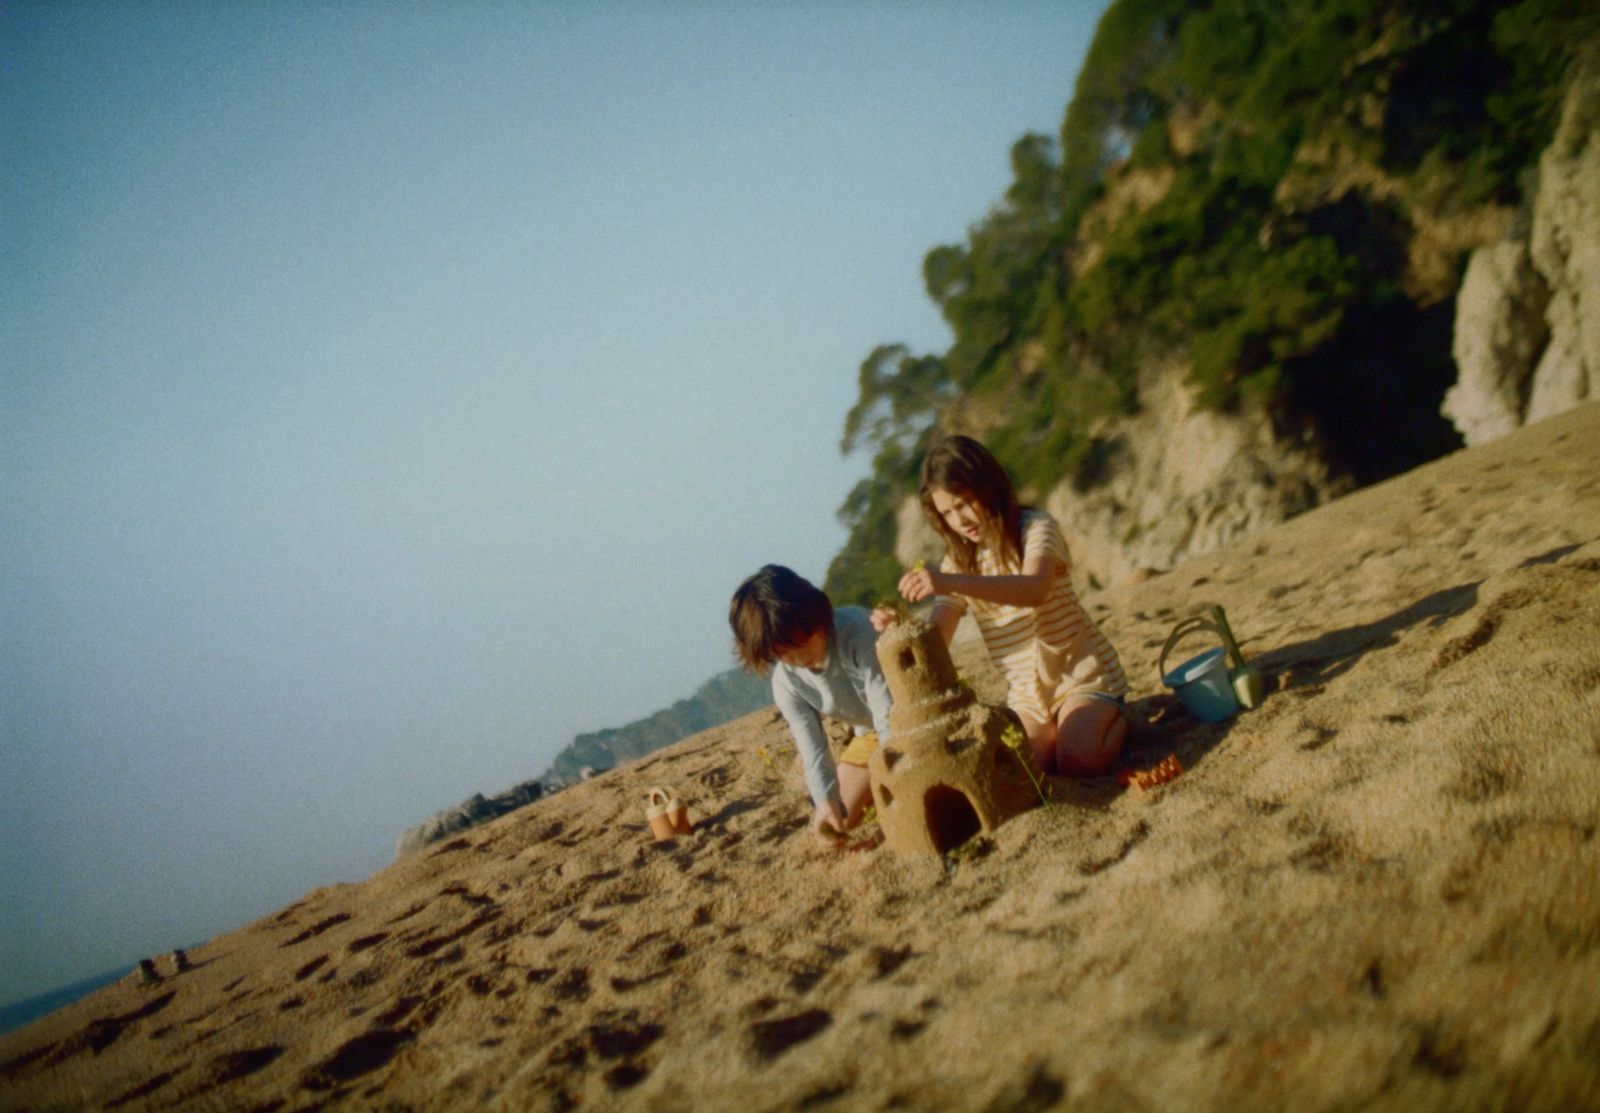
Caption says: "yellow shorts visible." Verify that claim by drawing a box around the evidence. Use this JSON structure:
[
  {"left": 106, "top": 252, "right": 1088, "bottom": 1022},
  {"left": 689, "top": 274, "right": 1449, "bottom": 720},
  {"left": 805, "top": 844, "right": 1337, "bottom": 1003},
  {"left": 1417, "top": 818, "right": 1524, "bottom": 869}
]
[{"left": 839, "top": 730, "right": 879, "bottom": 766}]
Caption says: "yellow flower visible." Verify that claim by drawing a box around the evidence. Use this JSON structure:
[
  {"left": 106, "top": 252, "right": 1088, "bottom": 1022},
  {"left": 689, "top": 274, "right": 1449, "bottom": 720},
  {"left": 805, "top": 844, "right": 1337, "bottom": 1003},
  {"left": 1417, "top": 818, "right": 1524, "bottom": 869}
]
[{"left": 1000, "top": 722, "right": 1051, "bottom": 809}]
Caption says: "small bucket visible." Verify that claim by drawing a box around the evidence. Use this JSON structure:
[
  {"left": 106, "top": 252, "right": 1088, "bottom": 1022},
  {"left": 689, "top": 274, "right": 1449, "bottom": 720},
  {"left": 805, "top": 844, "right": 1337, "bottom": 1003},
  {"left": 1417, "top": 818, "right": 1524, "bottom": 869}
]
[
  {"left": 1161, "top": 646, "right": 1240, "bottom": 722},
  {"left": 644, "top": 786, "right": 693, "bottom": 841},
  {"left": 1159, "top": 616, "right": 1243, "bottom": 723}
]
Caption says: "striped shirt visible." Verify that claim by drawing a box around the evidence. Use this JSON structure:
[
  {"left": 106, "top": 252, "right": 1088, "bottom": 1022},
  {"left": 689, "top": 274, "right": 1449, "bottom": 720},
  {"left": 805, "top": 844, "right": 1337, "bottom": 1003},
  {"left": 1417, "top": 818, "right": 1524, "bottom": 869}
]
[{"left": 938, "top": 509, "right": 1127, "bottom": 722}]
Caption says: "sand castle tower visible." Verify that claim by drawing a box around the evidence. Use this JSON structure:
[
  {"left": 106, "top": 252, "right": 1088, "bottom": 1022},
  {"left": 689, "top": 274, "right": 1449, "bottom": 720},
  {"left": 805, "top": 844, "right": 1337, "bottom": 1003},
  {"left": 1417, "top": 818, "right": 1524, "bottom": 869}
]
[{"left": 867, "top": 618, "right": 1040, "bottom": 856}]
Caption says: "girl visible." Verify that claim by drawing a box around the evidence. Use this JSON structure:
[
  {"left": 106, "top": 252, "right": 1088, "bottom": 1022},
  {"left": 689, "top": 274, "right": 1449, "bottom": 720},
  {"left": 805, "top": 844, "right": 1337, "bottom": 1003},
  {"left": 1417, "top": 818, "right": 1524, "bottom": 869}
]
[{"left": 880, "top": 435, "right": 1129, "bottom": 776}]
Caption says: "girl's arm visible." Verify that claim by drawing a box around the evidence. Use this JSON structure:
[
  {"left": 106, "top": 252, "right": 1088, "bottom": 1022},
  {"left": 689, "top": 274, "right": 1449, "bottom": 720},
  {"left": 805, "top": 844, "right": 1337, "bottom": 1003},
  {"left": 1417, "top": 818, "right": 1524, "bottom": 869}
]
[
  {"left": 899, "top": 549, "right": 1065, "bottom": 610},
  {"left": 870, "top": 596, "right": 965, "bottom": 645},
  {"left": 929, "top": 599, "right": 963, "bottom": 645}
]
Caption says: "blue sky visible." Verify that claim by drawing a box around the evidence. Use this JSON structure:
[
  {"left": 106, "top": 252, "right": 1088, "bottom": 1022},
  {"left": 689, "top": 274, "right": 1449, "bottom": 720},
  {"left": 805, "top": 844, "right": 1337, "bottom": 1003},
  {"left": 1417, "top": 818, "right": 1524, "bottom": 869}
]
[{"left": 1, "top": 0, "right": 1109, "bottom": 1005}]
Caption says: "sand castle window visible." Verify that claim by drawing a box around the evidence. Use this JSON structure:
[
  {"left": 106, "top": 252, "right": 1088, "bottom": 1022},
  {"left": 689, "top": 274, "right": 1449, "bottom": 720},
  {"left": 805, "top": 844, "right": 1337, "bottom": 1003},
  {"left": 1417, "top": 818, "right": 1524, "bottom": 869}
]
[
  {"left": 944, "top": 734, "right": 976, "bottom": 757},
  {"left": 898, "top": 647, "right": 916, "bottom": 672}
]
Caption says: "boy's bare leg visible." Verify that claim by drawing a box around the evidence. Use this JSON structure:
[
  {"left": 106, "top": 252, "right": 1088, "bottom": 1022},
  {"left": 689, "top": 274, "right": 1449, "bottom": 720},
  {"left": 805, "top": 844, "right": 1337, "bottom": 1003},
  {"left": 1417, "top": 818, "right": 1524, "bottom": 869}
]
[
  {"left": 838, "top": 763, "right": 875, "bottom": 828},
  {"left": 1054, "top": 697, "right": 1127, "bottom": 776}
]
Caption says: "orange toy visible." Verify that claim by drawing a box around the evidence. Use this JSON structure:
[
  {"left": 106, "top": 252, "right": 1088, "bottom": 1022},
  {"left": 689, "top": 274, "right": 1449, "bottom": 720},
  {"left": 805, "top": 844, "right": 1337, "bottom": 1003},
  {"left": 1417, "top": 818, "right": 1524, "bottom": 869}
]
[{"left": 1118, "top": 754, "right": 1183, "bottom": 791}]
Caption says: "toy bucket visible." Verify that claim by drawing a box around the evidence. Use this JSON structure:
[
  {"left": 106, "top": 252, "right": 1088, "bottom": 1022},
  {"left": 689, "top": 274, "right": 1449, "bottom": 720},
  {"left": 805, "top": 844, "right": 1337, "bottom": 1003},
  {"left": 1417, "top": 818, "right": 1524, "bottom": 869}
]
[
  {"left": 1159, "top": 618, "right": 1242, "bottom": 723},
  {"left": 1162, "top": 646, "right": 1239, "bottom": 721},
  {"left": 644, "top": 786, "right": 692, "bottom": 841}
]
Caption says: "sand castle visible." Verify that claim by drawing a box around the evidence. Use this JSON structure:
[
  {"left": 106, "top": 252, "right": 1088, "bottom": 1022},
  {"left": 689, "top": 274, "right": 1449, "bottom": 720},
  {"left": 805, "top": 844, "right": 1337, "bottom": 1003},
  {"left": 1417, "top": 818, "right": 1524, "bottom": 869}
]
[{"left": 867, "top": 618, "right": 1040, "bottom": 855}]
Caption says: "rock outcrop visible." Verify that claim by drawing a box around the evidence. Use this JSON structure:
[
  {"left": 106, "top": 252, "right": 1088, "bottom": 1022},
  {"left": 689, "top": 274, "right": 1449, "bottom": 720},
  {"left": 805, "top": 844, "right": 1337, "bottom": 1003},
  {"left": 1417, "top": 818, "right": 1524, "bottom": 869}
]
[
  {"left": 393, "top": 778, "right": 544, "bottom": 860},
  {"left": 1044, "top": 368, "right": 1343, "bottom": 590},
  {"left": 1443, "top": 52, "right": 1599, "bottom": 445}
]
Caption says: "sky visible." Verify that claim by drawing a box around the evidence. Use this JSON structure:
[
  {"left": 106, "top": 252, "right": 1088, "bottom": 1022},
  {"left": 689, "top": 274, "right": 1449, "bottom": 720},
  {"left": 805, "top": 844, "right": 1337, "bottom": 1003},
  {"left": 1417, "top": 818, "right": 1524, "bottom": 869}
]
[{"left": 1, "top": 0, "right": 1110, "bottom": 1006}]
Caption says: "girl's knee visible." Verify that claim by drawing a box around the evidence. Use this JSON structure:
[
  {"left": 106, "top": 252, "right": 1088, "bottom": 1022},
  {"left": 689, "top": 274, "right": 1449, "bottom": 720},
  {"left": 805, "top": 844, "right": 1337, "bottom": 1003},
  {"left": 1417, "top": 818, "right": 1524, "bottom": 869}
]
[
  {"left": 1018, "top": 716, "right": 1055, "bottom": 772},
  {"left": 1055, "top": 701, "right": 1127, "bottom": 776}
]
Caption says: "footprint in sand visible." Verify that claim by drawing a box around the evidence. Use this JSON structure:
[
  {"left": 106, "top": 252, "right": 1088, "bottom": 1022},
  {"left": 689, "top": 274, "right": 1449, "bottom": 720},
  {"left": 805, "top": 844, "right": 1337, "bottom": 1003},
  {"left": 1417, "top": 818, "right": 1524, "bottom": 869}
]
[
  {"left": 105, "top": 1069, "right": 178, "bottom": 1107},
  {"left": 1286, "top": 814, "right": 1350, "bottom": 873},
  {"left": 1077, "top": 820, "right": 1150, "bottom": 876},
  {"left": 209, "top": 1044, "right": 284, "bottom": 1084},
  {"left": 280, "top": 913, "right": 352, "bottom": 947},
  {"left": 543, "top": 1011, "right": 665, "bottom": 1093},
  {"left": 300, "top": 1028, "right": 415, "bottom": 1091},
  {"left": 1431, "top": 586, "right": 1541, "bottom": 670},
  {"left": 347, "top": 931, "right": 390, "bottom": 954},
  {"left": 748, "top": 1008, "right": 831, "bottom": 1062}
]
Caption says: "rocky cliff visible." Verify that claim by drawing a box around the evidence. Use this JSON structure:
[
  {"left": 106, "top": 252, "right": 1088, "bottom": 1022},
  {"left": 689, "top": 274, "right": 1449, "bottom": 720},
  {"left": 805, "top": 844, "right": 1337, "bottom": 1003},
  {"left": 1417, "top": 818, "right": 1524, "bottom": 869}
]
[{"left": 1444, "top": 49, "right": 1599, "bottom": 445}]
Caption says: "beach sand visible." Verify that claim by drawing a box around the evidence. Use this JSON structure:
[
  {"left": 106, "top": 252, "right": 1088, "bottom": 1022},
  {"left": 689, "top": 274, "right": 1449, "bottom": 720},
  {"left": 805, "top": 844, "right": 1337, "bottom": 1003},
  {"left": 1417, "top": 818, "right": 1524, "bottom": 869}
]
[{"left": 3, "top": 403, "right": 1598, "bottom": 1112}]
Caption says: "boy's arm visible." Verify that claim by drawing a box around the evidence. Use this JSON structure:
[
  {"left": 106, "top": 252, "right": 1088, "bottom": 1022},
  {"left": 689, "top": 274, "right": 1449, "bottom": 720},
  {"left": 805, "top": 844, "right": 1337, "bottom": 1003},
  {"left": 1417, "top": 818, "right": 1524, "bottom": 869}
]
[
  {"left": 841, "top": 618, "right": 895, "bottom": 740},
  {"left": 773, "top": 678, "right": 843, "bottom": 813}
]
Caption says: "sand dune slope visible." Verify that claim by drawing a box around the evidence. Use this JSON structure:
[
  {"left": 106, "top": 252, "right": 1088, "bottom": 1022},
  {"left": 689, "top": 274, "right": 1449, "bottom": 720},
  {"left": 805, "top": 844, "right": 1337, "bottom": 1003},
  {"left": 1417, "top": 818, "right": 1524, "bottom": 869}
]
[{"left": 4, "top": 404, "right": 1599, "bottom": 1113}]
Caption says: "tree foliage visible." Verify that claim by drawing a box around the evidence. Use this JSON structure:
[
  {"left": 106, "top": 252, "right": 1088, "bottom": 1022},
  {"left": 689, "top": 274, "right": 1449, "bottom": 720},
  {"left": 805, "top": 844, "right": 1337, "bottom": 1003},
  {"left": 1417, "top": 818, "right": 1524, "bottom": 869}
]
[{"left": 825, "top": 0, "right": 1592, "bottom": 606}]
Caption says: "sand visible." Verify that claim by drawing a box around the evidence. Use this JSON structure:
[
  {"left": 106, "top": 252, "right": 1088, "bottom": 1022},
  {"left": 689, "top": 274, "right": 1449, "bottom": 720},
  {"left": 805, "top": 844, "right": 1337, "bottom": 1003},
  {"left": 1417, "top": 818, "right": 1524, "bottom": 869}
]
[{"left": 4, "top": 404, "right": 1598, "bottom": 1113}]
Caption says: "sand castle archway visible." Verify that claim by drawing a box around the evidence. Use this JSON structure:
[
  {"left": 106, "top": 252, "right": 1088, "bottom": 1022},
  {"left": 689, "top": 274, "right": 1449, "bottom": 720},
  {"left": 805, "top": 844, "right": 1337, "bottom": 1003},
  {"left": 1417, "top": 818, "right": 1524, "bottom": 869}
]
[{"left": 923, "top": 785, "right": 982, "bottom": 855}]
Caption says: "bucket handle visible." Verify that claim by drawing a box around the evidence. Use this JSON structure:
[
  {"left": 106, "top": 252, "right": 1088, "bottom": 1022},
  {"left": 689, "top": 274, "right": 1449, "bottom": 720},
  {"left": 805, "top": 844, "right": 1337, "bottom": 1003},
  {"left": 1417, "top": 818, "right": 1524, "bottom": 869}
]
[
  {"left": 1158, "top": 615, "right": 1224, "bottom": 680},
  {"left": 645, "top": 786, "right": 673, "bottom": 810}
]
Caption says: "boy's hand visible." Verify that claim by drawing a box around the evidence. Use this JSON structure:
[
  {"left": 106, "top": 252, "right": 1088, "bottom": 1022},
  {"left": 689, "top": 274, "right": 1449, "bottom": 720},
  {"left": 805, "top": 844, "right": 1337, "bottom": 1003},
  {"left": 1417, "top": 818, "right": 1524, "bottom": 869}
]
[
  {"left": 810, "top": 800, "right": 847, "bottom": 842},
  {"left": 898, "top": 567, "right": 941, "bottom": 602},
  {"left": 869, "top": 606, "right": 899, "bottom": 631}
]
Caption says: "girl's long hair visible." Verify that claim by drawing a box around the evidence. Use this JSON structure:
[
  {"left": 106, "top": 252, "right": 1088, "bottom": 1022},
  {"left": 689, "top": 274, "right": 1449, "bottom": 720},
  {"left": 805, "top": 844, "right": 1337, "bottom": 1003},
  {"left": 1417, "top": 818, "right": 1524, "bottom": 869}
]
[{"left": 919, "top": 436, "right": 1023, "bottom": 573}]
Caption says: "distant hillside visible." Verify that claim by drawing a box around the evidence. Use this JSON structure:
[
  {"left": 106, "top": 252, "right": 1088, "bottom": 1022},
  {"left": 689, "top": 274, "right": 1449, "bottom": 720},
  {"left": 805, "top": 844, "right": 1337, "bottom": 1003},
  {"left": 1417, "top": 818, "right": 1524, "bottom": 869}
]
[
  {"left": 541, "top": 668, "right": 771, "bottom": 786},
  {"left": 828, "top": 0, "right": 1598, "bottom": 604},
  {"left": 397, "top": 668, "right": 772, "bottom": 857}
]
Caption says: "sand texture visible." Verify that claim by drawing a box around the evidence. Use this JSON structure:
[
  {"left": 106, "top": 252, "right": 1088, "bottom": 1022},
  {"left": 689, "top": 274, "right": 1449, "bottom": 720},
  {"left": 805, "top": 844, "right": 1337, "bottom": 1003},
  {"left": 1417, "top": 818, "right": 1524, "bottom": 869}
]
[{"left": 4, "top": 404, "right": 1599, "bottom": 1113}]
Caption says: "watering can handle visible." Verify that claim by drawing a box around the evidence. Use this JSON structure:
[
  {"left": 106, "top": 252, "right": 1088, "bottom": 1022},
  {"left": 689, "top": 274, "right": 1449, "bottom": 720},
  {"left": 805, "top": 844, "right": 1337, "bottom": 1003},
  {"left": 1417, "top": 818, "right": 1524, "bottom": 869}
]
[{"left": 1158, "top": 616, "right": 1222, "bottom": 678}]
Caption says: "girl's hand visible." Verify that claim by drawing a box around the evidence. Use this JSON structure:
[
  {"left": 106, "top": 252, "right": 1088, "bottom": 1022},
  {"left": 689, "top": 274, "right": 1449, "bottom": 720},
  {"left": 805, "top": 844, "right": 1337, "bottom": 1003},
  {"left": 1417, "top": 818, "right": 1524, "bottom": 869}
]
[
  {"left": 898, "top": 567, "right": 942, "bottom": 602},
  {"left": 869, "top": 606, "right": 899, "bottom": 631}
]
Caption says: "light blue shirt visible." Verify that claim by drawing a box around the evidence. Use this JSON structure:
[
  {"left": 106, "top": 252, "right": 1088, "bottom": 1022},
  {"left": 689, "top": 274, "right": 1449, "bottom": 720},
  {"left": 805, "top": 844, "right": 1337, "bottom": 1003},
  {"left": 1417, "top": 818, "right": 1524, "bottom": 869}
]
[{"left": 771, "top": 606, "right": 894, "bottom": 809}]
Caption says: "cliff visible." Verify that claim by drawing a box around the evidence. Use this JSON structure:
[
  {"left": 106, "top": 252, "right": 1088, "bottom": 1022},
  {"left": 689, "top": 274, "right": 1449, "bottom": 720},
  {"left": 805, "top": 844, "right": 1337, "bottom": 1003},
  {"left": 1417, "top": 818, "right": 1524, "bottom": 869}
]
[{"left": 1443, "top": 48, "right": 1599, "bottom": 445}]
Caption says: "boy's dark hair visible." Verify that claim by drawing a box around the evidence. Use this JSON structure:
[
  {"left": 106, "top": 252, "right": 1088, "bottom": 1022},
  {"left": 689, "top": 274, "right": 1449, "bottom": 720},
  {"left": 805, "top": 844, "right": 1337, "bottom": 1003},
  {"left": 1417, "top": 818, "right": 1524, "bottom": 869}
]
[{"left": 729, "top": 565, "right": 834, "bottom": 675}]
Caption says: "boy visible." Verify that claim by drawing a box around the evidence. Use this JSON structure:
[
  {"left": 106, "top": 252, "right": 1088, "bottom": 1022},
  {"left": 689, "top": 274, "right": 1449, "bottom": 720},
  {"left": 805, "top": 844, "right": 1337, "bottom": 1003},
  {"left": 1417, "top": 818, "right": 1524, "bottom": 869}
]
[{"left": 729, "top": 565, "right": 892, "bottom": 842}]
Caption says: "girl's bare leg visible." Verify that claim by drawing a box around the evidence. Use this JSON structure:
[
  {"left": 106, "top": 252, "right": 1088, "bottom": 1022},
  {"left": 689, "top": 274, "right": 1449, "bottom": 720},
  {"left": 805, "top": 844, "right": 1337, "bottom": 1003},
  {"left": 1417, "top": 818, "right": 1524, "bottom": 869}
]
[
  {"left": 838, "top": 762, "right": 875, "bottom": 828},
  {"left": 1054, "top": 697, "right": 1128, "bottom": 776},
  {"left": 1017, "top": 711, "right": 1057, "bottom": 774}
]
